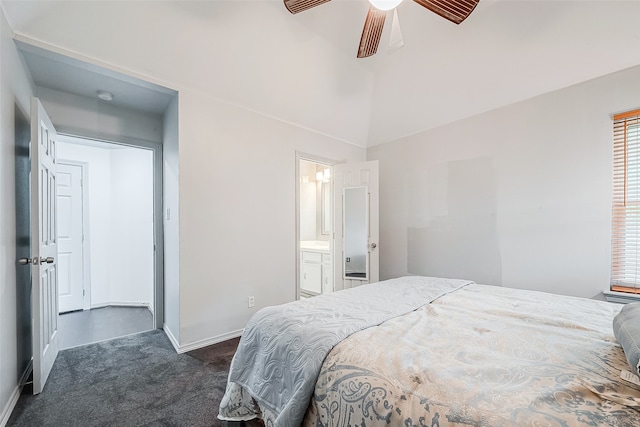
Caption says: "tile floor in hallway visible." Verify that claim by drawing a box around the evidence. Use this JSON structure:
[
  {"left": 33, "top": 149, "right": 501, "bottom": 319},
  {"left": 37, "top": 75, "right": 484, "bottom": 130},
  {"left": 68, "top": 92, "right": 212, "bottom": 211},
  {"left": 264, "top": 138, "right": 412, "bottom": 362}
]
[{"left": 58, "top": 306, "right": 154, "bottom": 349}]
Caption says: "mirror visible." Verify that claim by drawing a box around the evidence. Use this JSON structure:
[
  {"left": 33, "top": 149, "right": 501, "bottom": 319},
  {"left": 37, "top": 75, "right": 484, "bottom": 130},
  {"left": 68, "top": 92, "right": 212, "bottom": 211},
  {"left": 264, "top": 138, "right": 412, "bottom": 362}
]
[
  {"left": 343, "top": 186, "right": 368, "bottom": 280},
  {"left": 321, "top": 181, "right": 331, "bottom": 235}
]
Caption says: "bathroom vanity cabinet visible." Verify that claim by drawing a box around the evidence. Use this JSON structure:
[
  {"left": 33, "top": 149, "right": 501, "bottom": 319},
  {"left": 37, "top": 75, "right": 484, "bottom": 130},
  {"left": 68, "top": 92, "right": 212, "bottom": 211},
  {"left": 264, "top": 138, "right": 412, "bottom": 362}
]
[{"left": 300, "top": 242, "right": 332, "bottom": 296}]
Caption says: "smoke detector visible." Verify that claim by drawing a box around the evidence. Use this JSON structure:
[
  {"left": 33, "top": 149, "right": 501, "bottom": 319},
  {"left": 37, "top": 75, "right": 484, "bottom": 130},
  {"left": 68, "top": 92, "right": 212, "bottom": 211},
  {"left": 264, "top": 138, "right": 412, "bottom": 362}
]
[{"left": 97, "top": 90, "right": 113, "bottom": 101}]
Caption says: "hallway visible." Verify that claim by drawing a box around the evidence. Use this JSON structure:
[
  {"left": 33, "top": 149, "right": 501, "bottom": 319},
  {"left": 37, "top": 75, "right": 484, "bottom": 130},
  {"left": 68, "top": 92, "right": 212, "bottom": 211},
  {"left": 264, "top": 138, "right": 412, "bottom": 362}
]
[{"left": 58, "top": 306, "right": 153, "bottom": 350}]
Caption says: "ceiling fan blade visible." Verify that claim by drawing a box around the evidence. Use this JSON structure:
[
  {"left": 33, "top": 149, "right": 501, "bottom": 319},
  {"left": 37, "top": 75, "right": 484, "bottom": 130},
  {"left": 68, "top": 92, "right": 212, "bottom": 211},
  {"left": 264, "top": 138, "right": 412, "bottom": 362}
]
[
  {"left": 284, "top": 0, "right": 332, "bottom": 14},
  {"left": 357, "top": 6, "right": 387, "bottom": 58},
  {"left": 413, "top": 0, "right": 480, "bottom": 24}
]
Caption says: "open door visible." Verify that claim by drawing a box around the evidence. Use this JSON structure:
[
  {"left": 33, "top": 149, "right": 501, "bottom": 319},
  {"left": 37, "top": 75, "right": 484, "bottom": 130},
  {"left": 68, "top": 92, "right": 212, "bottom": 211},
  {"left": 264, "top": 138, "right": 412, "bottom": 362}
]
[
  {"left": 28, "top": 97, "right": 59, "bottom": 394},
  {"left": 334, "top": 160, "right": 379, "bottom": 290}
]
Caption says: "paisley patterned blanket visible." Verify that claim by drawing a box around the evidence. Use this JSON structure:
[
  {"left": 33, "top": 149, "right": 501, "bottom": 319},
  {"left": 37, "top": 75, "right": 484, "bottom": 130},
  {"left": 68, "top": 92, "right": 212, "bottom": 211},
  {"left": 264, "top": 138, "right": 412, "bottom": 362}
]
[
  {"left": 304, "top": 284, "right": 640, "bottom": 426},
  {"left": 218, "top": 276, "right": 473, "bottom": 426},
  {"left": 219, "top": 278, "right": 640, "bottom": 426}
]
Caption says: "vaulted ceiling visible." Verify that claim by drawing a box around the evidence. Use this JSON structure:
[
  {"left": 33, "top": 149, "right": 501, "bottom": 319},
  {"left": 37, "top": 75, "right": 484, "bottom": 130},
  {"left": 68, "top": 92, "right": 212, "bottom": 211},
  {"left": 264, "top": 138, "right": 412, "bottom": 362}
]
[{"left": 3, "top": 0, "right": 640, "bottom": 147}]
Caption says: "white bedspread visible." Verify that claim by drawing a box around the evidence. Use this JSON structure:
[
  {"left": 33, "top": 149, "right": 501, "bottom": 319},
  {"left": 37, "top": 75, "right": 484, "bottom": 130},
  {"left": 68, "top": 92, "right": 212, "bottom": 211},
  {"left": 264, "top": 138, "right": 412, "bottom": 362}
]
[{"left": 218, "top": 276, "right": 473, "bottom": 426}]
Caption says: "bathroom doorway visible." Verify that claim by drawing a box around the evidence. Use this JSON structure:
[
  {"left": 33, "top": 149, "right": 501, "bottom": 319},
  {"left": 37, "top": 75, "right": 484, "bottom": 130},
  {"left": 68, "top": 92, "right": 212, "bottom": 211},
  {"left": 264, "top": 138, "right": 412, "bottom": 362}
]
[{"left": 297, "top": 155, "right": 334, "bottom": 299}]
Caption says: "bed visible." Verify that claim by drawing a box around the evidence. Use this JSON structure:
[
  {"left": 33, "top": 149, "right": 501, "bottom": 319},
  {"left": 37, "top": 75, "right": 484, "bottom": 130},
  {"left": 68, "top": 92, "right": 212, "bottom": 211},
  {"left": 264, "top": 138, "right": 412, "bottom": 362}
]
[{"left": 218, "top": 276, "right": 640, "bottom": 426}]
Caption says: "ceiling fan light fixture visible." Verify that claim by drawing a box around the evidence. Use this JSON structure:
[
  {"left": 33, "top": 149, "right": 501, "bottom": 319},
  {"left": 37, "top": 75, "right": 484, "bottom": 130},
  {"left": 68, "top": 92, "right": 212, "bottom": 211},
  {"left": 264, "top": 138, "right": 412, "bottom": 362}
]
[{"left": 368, "top": 0, "right": 403, "bottom": 11}]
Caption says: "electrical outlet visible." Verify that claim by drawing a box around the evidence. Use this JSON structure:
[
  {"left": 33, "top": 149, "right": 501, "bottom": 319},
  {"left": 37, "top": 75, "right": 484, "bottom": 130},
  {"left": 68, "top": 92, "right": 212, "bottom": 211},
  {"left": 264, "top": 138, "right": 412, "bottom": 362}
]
[{"left": 248, "top": 296, "right": 255, "bottom": 308}]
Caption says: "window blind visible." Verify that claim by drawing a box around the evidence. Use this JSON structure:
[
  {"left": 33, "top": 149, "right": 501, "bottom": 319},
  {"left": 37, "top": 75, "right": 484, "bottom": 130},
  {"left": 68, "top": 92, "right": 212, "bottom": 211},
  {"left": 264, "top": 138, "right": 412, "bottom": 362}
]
[{"left": 612, "top": 109, "right": 640, "bottom": 294}]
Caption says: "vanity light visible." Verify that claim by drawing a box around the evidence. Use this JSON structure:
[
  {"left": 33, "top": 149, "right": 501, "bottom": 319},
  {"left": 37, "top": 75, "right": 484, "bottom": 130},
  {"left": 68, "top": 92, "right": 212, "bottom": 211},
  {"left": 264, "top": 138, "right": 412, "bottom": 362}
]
[
  {"left": 323, "top": 168, "right": 331, "bottom": 182},
  {"left": 316, "top": 168, "right": 331, "bottom": 183},
  {"left": 368, "top": 0, "right": 403, "bottom": 11}
]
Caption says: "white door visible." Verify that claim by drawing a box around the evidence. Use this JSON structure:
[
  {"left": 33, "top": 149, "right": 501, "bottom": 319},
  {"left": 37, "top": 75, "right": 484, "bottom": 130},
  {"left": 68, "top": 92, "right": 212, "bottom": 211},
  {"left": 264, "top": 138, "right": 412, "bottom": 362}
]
[
  {"left": 57, "top": 162, "right": 84, "bottom": 313},
  {"left": 30, "top": 97, "right": 59, "bottom": 394},
  {"left": 334, "top": 160, "right": 379, "bottom": 290}
]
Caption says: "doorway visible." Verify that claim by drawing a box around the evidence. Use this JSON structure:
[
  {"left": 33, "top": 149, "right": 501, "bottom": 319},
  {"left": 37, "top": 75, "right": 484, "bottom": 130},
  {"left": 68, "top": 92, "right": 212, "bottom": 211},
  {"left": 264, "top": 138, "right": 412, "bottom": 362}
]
[
  {"left": 11, "top": 41, "right": 176, "bottom": 394},
  {"left": 297, "top": 155, "right": 335, "bottom": 299},
  {"left": 56, "top": 134, "right": 157, "bottom": 349}
]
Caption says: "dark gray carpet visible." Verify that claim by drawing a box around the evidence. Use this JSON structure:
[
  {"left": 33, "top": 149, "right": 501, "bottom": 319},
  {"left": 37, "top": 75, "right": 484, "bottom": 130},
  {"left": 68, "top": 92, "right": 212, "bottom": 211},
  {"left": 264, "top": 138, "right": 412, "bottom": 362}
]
[{"left": 8, "top": 330, "right": 238, "bottom": 427}]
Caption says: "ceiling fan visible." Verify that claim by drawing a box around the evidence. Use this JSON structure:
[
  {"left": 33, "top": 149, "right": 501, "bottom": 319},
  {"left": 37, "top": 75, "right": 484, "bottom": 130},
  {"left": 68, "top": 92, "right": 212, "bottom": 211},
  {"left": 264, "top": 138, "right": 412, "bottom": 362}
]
[{"left": 283, "top": 0, "right": 480, "bottom": 58}]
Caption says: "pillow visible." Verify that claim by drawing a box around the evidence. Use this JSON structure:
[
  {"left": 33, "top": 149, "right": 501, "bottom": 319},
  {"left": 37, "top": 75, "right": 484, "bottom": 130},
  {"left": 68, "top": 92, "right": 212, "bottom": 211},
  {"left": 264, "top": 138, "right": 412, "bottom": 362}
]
[{"left": 613, "top": 302, "right": 640, "bottom": 377}]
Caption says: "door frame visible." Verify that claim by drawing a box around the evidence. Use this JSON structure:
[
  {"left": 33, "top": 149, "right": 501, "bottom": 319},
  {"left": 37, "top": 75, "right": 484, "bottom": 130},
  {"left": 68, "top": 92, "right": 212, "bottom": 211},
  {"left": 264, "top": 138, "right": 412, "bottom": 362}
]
[
  {"left": 57, "top": 129, "right": 164, "bottom": 328},
  {"left": 295, "top": 152, "right": 336, "bottom": 300},
  {"left": 56, "top": 159, "right": 91, "bottom": 311}
]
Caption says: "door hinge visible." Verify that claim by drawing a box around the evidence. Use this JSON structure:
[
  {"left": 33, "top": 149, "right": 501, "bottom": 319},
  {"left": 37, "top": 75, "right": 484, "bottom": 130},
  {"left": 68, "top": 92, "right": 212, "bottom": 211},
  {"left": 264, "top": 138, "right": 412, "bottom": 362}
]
[{"left": 83, "top": 289, "right": 85, "bottom": 296}]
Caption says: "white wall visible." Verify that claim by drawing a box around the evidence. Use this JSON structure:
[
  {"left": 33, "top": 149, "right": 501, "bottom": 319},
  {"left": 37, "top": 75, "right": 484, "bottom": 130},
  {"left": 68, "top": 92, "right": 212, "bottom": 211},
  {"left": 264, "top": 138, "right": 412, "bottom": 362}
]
[
  {"left": 57, "top": 140, "right": 154, "bottom": 309},
  {"left": 178, "top": 88, "right": 365, "bottom": 346},
  {"left": 3, "top": 0, "right": 368, "bottom": 351},
  {"left": 109, "top": 147, "right": 154, "bottom": 307},
  {"left": 163, "top": 95, "right": 180, "bottom": 342},
  {"left": 5, "top": 1, "right": 374, "bottom": 146},
  {"left": 0, "top": 5, "right": 33, "bottom": 424},
  {"left": 369, "top": 64, "right": 640, "bottom": 299}
]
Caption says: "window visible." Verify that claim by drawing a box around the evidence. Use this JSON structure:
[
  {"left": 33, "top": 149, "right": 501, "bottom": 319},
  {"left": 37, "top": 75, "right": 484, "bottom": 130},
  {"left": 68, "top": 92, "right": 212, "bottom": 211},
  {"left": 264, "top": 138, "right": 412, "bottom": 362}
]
[{"left": 612, "top": 109, "right": 640, "bottom": 294}]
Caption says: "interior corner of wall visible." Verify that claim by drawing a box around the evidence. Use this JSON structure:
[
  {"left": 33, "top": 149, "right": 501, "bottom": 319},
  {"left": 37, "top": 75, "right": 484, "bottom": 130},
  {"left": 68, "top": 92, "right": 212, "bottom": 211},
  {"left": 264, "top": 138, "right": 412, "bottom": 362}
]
[{"left": 162, "top": 324, "right": 180, "bottom": 353}]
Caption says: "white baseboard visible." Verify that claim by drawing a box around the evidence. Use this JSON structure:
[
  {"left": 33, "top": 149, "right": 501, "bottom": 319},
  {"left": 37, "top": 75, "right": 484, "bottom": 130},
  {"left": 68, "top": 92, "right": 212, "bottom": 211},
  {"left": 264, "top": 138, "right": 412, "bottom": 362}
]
[
  {"left": 0, "top": 360, "right": 32, "bottom": 427},
  {"left": 177, "top": 329, "right": 243, "bottom": 354},
  {"left": 90, "top": 302, "right": 152, "bottom": 311},
  {"left": 163, "top": 328, "right": 243, "bottom": 354},
  {"left": 163, "top": 324, "right": 180, "bottom": 353},
  {"left": 0, "top": 386, "right": 20, "bottom": 427}
]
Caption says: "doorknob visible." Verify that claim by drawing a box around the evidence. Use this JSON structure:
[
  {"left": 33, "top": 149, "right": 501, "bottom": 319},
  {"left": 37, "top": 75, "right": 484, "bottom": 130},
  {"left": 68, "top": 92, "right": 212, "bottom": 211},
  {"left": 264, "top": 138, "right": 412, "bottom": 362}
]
[
  {"left": 370, "top": 243, "right": 377, "bottom": 250},
  {"left": 18, "top": 256, "right": 54, "bottom": 265}
]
